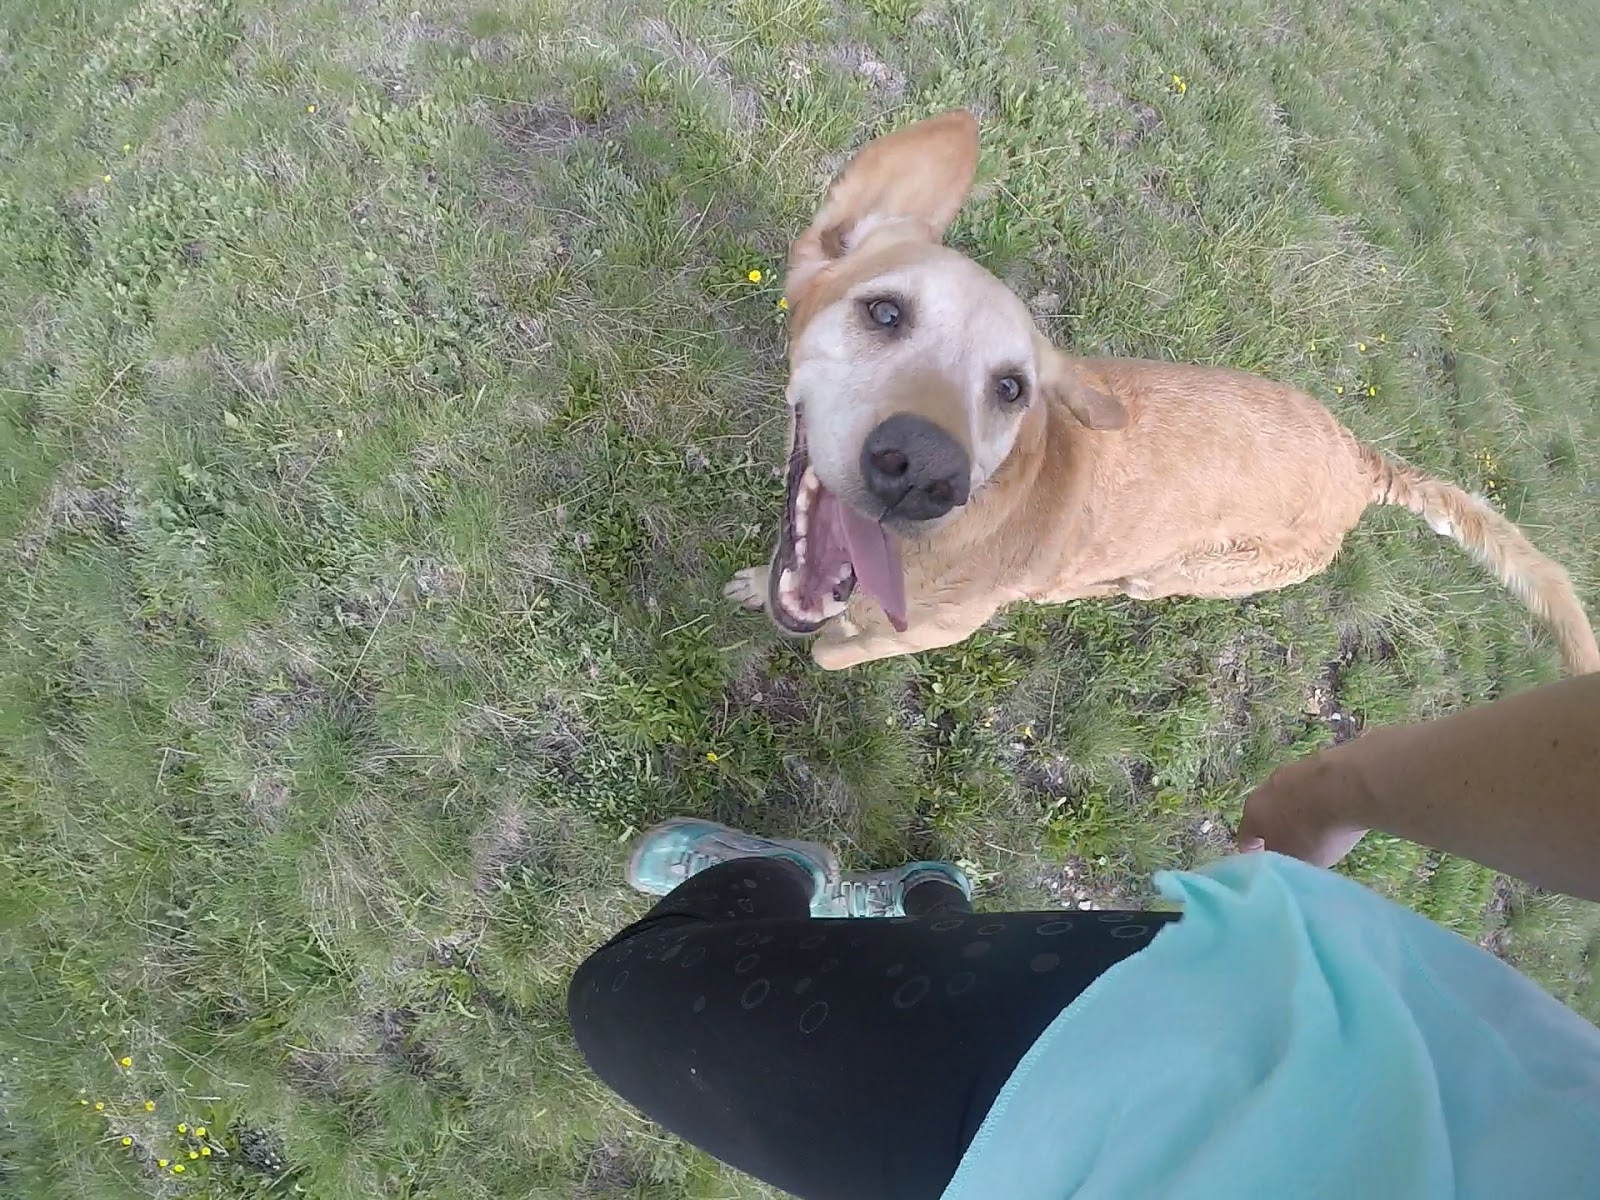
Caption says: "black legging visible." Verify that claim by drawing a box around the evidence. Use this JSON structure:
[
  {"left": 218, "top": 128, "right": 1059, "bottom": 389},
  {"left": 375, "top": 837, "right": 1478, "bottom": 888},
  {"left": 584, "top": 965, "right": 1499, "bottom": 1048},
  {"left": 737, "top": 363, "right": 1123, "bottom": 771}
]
[{"left": 567, "top": 856, "right": 1175, "bottom": 1200}]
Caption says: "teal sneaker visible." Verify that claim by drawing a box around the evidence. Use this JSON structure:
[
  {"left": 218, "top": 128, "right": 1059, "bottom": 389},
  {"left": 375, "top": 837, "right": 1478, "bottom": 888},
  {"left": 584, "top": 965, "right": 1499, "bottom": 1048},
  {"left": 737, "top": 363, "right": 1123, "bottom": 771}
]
[
  {"left": 818, "top": 860, "right": 974, "bottom": 919},
  {"left": 626, "top": 818, "right": 841, "bottom": 912}
]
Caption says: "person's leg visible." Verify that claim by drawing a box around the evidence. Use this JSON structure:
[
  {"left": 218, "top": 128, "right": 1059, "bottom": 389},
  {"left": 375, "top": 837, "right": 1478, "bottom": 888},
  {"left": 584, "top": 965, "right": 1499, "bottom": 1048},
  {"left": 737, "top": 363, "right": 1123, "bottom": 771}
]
[{"left": 569, "top": 853, "right": 1173, "bottom": 1200}]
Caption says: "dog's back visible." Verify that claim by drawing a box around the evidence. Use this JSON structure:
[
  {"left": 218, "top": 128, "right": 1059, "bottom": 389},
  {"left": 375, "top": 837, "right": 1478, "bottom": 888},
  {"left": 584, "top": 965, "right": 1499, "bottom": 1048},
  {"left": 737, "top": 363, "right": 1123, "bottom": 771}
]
[
  {"left": 1036, "top": 357, "right": 1599, "bottom": 675},
  {"left": 1073, "top": 359, "right": 1370, "bottom": 561}
]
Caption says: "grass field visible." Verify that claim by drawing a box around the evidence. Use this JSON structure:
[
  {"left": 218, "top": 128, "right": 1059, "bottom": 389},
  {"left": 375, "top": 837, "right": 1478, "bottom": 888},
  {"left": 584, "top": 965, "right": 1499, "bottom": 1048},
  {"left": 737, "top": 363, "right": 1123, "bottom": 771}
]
[{"left": 3, "top": 0, "right": 1599, "bottom": 1194}]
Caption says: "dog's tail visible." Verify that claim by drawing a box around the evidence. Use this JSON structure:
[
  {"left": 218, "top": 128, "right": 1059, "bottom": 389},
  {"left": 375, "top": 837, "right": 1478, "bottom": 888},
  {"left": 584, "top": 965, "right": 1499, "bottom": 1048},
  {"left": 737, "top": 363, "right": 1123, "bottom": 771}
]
[{"left": 1362, "top": 446, "right": 1599, "bottom": 674}]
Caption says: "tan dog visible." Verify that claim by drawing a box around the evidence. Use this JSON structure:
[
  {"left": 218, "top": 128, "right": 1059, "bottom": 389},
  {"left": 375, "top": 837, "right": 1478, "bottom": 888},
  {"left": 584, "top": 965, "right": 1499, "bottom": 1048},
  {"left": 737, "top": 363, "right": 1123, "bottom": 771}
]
[{"left": 725, "top": 111, "right": 1600, "bottom": 675}]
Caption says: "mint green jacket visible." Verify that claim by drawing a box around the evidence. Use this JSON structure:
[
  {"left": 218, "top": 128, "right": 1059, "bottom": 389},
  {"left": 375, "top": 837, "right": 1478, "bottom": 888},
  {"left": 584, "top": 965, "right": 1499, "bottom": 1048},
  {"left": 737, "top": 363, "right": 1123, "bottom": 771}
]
[{"left": 944, "top": 854, "right": 1600, "bottom": 1200}]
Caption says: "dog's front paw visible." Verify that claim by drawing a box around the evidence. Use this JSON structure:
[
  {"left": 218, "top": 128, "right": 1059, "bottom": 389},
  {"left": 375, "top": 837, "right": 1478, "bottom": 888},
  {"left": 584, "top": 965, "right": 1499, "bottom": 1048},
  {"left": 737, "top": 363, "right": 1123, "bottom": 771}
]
[
  {"left": 811, "top": 638, "right": 855, "bottom": 670},
  {"left": 811, "top": 616, "right": 867, "bottom": 669},
  {"left": 724, "top": 566, "right": 770, "bottom": 612}
]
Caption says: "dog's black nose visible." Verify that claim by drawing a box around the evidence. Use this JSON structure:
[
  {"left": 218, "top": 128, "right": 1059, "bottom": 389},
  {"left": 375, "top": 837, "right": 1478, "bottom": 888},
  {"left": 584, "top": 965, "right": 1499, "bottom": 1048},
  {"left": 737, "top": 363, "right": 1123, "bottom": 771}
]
[{"left": 860, "top": 413, "right": 971, "bottom": 521}]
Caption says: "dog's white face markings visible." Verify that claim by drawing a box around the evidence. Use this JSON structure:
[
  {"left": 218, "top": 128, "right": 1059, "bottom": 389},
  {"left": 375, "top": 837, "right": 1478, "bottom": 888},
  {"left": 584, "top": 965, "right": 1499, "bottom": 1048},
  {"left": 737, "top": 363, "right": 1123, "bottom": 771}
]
[{"left": 786, "top": 244, "right": 1040, "bottom": 518}]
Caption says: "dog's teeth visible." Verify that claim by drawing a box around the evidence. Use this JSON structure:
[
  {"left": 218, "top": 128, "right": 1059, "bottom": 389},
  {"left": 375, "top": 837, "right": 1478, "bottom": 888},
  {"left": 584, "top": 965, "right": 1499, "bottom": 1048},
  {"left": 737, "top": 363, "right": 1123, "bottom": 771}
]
[
  {"left": 778, "top": 568, "right": 798, "bottom": 599},
  {"left": 793, "top": 474, "right": 814, "bottom": 540},
  {"left": 801, "top": 466, "right": 819, "bottom": 494},
  {"left": 794, "top": 535, "right": 808, "bottom": 561},
  {"left": 834, "top": 563, "right": 852, "bottom": 584},
  {"left": 821, "top": 597, "right": 847, "bottom": 619}
]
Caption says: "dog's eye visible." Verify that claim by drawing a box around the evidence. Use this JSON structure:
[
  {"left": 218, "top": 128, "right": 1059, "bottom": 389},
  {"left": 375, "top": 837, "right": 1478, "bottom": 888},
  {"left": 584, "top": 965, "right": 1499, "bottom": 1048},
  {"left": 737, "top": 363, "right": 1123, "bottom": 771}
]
[
  {"left": 865, "top": 299, "right": 901, "bottom": 328},
  {"left": 995, "top": 375, "right": 1025, "bottom": 405}
]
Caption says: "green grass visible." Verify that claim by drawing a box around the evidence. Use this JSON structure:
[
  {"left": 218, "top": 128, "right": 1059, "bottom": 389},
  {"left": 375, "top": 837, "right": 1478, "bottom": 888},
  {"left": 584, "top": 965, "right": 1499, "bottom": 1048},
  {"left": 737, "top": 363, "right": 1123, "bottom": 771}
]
[{"left": 3, "top": 0, "right": 1599, "bottom": 1193}]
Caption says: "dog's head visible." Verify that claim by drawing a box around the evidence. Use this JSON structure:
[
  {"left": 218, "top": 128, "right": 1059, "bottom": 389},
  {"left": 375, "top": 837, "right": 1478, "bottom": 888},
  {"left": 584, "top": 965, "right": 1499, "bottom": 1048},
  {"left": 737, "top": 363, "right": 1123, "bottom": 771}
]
[{"left": 767, "top": 111, "right": 1125, "bottom": 635}]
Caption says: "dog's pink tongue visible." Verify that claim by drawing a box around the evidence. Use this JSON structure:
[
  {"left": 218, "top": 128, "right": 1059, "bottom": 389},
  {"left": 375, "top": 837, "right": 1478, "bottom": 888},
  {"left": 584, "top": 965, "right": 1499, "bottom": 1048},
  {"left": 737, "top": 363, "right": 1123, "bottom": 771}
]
[{"left": 839, "top": 506, "right": 907, "bottom": 632}]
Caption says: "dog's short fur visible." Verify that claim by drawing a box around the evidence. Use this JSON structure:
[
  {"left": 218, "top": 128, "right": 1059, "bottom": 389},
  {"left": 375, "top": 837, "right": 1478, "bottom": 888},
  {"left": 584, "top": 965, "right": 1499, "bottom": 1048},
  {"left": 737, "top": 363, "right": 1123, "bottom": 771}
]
[{"left": 726, "top": 111, "right": 1600, "bottom": 675}]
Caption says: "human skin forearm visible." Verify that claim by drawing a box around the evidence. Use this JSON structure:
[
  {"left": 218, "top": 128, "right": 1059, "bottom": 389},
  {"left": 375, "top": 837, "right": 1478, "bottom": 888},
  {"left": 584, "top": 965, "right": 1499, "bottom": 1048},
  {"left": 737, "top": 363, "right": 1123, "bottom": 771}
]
[{"left": 1239, "top": 672, "right": 1600, "bottom": 901}]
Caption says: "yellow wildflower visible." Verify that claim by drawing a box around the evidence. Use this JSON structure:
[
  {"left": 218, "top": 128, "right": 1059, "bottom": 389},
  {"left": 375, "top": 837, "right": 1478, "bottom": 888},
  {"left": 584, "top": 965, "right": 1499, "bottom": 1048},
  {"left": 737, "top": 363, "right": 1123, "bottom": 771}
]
[
  {"left": 1171, "top": 73, "right": 1187, "bottom": 94},
  {"left": 747, "top": 269, "right": 763, "bottom": 283},
  {"left": 1334, "top": 386, "right": 1344, "bottom": 395},
  {"left": 118, "top": 1057, "right": 132, "bottom": 1068},
  {"left": 158, "top": 1159, "right": 169, "bottom": 1168},
  {"left": 102, "top": 175, "right": 112, "bottom": 184},
  {"left": 94, "top": 1102, "right": 104, "bottom": 1112},
  {"left": 176, "top": 1123, "right": 187, "bottom": 1133},
  {"left": 307, "top": 104, "right": 317, "bottom": 113},
  {"left": 1356, "top": 342, "right": 1366, "bottom": 352},
  {"left": 172, "top": 1164, "right": 185, "bottom": 1173},
  {"left": 705, "top": 751, "right": 718, "bottom": 762},
  {"left": 122, "top": 143, "right": 132, "bottom": 152},
  {"left": 201, "top": 1147, "right": 212, "bottom": 1157},
  {"left": 777, "top": 297, "right": 788, "bottom": 310},
  {"left": 195, "top": 1127, "right": 206, "bottom": 1137},
  {"left": 1365, "top": 385, "right": 1377, "bottom": 396},
  {"left": 121, "top": 1137, "right": 132, "bottom": 1147},
  {"left": 188, "top": 1151, "right": 199, "bottom": 1159},
  {"left": 143, "top": 1101, "right": 155, "bottom": 1111}
]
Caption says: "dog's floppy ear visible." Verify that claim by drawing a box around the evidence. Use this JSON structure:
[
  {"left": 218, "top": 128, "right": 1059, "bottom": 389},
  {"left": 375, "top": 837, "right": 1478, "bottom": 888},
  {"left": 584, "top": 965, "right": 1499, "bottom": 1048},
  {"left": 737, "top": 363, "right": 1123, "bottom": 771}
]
[
  {"left": 1038, "top": 343, "right": 1127, "bottom": 431},
  {"left": 787, "top": 110, "right": 980, "bottom": 298}
]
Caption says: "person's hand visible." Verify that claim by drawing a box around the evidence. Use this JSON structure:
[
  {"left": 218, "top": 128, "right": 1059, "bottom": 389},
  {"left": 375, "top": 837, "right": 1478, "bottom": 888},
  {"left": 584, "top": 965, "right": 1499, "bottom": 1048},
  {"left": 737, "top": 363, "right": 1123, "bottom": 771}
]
[{"left": 1237, "top": 752, "right": 1371, "bottom": 868}]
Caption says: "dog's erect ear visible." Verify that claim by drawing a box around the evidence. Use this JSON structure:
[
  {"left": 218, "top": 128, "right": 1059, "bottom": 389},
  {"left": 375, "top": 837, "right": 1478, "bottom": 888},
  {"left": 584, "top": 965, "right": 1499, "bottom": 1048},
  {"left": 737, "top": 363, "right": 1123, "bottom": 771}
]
[
  {"left": 787, "top": 110, "right": 980, "bottom": 297},
  {"left": 1038, "top": 343, "right": 1127, "bottom": 431}
]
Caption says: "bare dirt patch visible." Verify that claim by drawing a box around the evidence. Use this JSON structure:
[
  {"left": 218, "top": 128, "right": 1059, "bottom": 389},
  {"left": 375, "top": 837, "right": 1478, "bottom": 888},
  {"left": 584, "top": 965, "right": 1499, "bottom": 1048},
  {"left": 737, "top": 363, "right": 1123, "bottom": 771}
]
[
  {"left": 730, "top": 652, "right": 809, "bottom": 729},
  {"left": 246, "top": 667, "right": 329, "bottom": 746},
  {"left": 1137, "top": 167, "right": 1201, "bottom": 229},
  {"left": 1026, "top": 856, "right": 1143, "bottom": 912},
  {"left": 823, "top": 42, "right": 907, "bottom": 99},
  {"left": 42, "top": 481, "right": 128, "bottom": 534},
  {"left": 15, "top": 479, "right": 130, "bottom": 563},
  {"left": 1304, "top": 627, "right": 1368, "bottom": 745},
  {"left": 341, "top": 8, "right": 453, "bottom": 80},
  {"left": 1477, "top": 875, "right": 1515, "bottom": 958},
  {"left": 1263, "top": 8, "right": 1297, "bottom": 47},
  {"left": 490, "top": 102, "right": 611, "bottom": 157},
  {"left": 580, "top": 1138, "right": 637, "bottom": 1197},
  {"left": 636, "top": 16, "right": 759, "bottom": 129},
  {"left": 245, "top": 774, "right": 292, "bottom": 823},
  {"left": 286, "top": 1045, "right": 348, "bottom": 1100},
  {"left": 410, "top": 556, "right": 466, "bottom": 603},
  {"left": 1209, "top": 626, "right": 1291, "bottom": 739},
  {"left": 1080, "top": 69, "right": 1164, "bottom": 148},
  {"left": 470, "top": 794, "right": 531, "bottom": 893},
  {"left": 373, "top": 1006, "right": 438, "bottom": 1079},
  {"left": 1117, "top": 102, "right": 1163, "bottom": 148}
]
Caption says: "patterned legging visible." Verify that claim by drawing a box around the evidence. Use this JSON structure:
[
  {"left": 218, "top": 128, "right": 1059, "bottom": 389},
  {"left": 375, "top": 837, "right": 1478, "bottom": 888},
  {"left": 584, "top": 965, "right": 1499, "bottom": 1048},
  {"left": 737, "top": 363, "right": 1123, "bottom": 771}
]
[{"left": 568, "top": 856, "right": 1175, "bottom": 1200}]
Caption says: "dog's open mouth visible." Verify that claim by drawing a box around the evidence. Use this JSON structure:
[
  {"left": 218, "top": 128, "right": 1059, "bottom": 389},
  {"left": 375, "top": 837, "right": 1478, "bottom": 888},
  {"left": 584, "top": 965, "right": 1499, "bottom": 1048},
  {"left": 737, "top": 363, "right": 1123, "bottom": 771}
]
[{"left": 770, "top": 411, "right": 908, "bottom": 635}]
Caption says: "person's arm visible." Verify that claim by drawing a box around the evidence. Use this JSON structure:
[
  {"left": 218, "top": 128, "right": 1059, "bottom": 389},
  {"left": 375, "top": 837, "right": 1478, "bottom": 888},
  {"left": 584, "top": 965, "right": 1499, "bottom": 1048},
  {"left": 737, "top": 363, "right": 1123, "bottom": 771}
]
[{"left": 1237, "top": 672, "right": 1600, "bottom": 902}]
